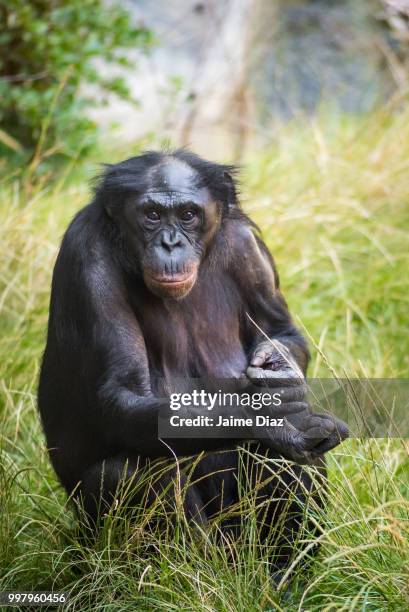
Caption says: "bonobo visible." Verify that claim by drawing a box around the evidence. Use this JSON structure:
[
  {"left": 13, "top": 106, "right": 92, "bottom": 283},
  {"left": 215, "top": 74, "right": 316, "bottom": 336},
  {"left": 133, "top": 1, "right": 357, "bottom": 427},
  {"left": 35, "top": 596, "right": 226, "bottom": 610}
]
[{"left": 38, "top": 150, "right": 348, "bottom": 559}]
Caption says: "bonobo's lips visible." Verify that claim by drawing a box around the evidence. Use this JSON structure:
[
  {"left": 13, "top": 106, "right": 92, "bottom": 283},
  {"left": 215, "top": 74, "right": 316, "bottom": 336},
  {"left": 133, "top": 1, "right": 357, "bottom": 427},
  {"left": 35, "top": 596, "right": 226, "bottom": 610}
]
[{"left": 144, "top": 269, "right": 197, "bottom": 299}]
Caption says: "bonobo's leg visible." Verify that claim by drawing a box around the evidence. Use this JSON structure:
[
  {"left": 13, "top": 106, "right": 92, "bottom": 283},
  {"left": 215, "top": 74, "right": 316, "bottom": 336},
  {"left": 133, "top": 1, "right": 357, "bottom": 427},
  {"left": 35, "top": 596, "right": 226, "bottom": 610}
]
[
  {"left": 191, "top": 449, "right": 241, "bottom": 536},
  {"left": 246, "top": 446, "right": 325, "bottom": 578},
  {"left": 75, "top": 454, "right": 208, "bottom": 532},
  {"left": 190, "top": 448, "right": 325, "bottom": 579},
  {"left": 191, "top": 448, "right": 325, "bottom": 575}
]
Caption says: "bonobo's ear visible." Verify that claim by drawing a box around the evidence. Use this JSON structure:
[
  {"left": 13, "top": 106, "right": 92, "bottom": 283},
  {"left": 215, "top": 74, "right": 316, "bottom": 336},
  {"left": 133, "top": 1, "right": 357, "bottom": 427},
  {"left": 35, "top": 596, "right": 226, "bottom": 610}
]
[
  {"left": 102, "top": 193, "right": 117, "bottom": 220},
  {"left": 92, "top": 164, "right": 118, "bottom": 219},
  {"left": 94, "top": 161, "right": 142, "bottom": 220},
  {"left": 223, "top": 170, "right": 238, "bottom": 211},
  {"left": 104, "top": 197, "right": 114, "bottom": 219}
]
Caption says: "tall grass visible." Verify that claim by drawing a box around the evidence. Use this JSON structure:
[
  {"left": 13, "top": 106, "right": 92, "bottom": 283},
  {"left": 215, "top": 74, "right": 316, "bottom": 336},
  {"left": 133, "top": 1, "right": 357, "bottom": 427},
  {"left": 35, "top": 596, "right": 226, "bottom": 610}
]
[{"left": 0, "top": 106, "right": 408, "bottom": 610}]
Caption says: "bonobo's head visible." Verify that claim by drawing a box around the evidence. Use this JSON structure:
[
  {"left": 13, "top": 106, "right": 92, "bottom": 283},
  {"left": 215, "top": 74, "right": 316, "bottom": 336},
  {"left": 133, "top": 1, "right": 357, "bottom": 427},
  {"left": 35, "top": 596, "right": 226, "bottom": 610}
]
[{"left": 97, "top": 150, "right": 237, "bottom": 299}]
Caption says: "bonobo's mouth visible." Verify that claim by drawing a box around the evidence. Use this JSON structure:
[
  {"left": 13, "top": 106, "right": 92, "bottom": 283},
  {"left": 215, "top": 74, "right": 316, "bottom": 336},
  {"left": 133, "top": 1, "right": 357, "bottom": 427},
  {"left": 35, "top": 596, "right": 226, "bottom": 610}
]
[{"left": 144, "top": 269, "right": 198, "bottom": 299}]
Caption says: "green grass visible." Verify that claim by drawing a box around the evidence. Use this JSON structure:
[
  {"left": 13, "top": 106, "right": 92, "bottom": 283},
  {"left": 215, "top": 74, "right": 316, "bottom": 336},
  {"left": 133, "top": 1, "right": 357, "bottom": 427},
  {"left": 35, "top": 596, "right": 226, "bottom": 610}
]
[{"left": 0, "top": 106, "right": 408, "bottom": 610}]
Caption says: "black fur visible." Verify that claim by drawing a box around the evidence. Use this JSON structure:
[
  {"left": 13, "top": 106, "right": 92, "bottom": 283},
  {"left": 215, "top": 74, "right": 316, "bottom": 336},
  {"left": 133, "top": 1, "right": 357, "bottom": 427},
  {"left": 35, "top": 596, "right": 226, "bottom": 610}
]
[{"left": 38, "top": 151, "right": 337, "bottom": 570}]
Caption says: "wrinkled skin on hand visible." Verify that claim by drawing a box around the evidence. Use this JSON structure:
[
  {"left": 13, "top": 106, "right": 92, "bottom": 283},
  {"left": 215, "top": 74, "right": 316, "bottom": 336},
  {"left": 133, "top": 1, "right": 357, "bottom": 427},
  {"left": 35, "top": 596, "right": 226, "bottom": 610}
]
[{"left": 247, "top": 340, "right": 349, "bottom": 463}]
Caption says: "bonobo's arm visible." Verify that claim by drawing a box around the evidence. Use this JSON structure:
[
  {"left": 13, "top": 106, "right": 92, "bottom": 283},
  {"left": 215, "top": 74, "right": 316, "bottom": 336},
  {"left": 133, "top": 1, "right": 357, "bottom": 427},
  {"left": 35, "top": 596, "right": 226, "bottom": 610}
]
[
  {"left": 227, "top": 220, "right": 348, "bottom": 461},
  {"left": 79, "top": 254, "right": 237, "bottom": 459},
  {"left": 225, "top": 220, "right": 309, "bottom": 372}
]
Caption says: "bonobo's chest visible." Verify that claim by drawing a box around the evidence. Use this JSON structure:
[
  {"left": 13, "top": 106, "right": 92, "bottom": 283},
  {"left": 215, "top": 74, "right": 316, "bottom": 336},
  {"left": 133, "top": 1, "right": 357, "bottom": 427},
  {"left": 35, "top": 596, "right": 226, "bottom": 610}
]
[{"left": 136, "top": 273, "right": 248, "bottom": 381}]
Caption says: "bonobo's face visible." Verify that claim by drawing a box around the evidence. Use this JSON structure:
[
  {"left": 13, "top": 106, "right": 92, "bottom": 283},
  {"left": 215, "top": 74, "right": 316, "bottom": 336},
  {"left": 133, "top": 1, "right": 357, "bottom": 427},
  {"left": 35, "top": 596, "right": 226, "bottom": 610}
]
[{"left": 122, "top": 159, "right": 221, "bottom": 299}]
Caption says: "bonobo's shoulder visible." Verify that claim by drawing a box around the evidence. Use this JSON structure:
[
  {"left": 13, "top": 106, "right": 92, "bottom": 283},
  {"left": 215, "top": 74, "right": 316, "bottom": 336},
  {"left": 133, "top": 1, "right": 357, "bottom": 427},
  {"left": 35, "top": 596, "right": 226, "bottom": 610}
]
[
  {"left": 65, "top": 202, "right": 105, "bottom": 238},
  {"left": 223, "top": 218, "right": 274, "bottom": 267},
  {"left": 222, "top": 217, "right": 279, "bottom": 291},
  {"left": 54, "top": 202, "right": 126, "bottom": 304},
  {"left": 53, "top": 202, "right": 119, "bottom": 295},
  {"left": 223, "top": 217, "right": 256, "bottom": 245},
  {"left": 60, "top": 202, "right": 109, "bottom": 258}
]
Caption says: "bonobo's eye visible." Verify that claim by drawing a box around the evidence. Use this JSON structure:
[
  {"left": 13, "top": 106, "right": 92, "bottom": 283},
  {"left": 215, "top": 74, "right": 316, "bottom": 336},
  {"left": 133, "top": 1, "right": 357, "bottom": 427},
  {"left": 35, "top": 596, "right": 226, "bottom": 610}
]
[
  {"left": 179, "top": 209, "right": 198, "bottom": 224},
  {"left": 145, "top": 209, "right": 161, "bottom": 223}
]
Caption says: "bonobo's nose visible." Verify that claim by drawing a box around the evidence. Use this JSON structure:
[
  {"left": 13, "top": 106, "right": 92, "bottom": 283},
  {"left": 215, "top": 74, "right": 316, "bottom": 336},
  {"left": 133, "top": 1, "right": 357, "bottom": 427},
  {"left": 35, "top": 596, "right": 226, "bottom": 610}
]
[{"left": 161, "top": 229, "right": 182, "bottom": 252}]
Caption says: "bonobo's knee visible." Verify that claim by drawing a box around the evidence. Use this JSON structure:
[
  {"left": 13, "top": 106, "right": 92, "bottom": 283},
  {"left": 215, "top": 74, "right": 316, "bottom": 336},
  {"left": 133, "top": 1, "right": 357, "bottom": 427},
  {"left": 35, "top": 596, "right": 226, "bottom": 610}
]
[
  {"left": 76, "top": 455, "right": 208, "bottom": 530},
  {"left": 76, "top": 456, "right": 146, "bottom": 525}
]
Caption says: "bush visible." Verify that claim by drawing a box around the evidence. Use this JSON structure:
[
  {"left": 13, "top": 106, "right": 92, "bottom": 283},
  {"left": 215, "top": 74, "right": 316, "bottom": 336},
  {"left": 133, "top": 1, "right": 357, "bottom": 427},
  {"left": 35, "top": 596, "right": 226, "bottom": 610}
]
[{"left": 0, "top": 0, "right": 152, "bottom": 158}]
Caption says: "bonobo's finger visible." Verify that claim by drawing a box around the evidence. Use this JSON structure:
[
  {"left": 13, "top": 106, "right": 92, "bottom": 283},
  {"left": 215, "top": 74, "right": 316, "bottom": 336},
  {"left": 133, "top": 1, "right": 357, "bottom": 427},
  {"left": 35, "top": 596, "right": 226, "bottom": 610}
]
[
  {"left": 274, "top": 383, "right": 308, "bottom": 404},
  {"left": 250, "top": 346, "right": 271, "bottom": 367},
  {"left": 291, "top": 414, "right": 335, "bottom": 452},
  {"left": 250, "top": 340, "right": 286, "bottom": 366},
  {"left": 247, "top": 366, "right": 304, "bottom": 387},
  {"left": 250, "top": 340, "right": 293, "bottom": 369},
  {"left": 299, "top": 414, "right": 335, "bottom": 435},
  {"left": 278, "top": 401, "right": 310, "bottom": 416},
  {"left": 310, "top": 418, "right": 349, "bottom": 455},
  {"left": 262, "top": 424, "right": 315, "bottom": 464}
]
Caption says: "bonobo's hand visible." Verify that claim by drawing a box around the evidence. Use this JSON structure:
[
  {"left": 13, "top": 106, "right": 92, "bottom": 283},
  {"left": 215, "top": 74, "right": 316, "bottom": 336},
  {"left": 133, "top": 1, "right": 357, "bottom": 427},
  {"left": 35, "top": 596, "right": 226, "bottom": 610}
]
[
  {"left": 257, "top": 407, "right": 349, "bottom": 464},
  {"left": 247, "top": 339, "right": 303, "bottom": 385},
  {"left": 246, "top": 340, "right": 349, "bottom": 463}
]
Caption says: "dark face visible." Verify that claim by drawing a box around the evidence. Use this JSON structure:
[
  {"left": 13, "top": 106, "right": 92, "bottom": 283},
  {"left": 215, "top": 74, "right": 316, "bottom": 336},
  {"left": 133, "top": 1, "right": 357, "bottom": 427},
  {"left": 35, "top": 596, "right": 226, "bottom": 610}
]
[{"left": 122, "top": 159, "right": 221, "bottom": 299}]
